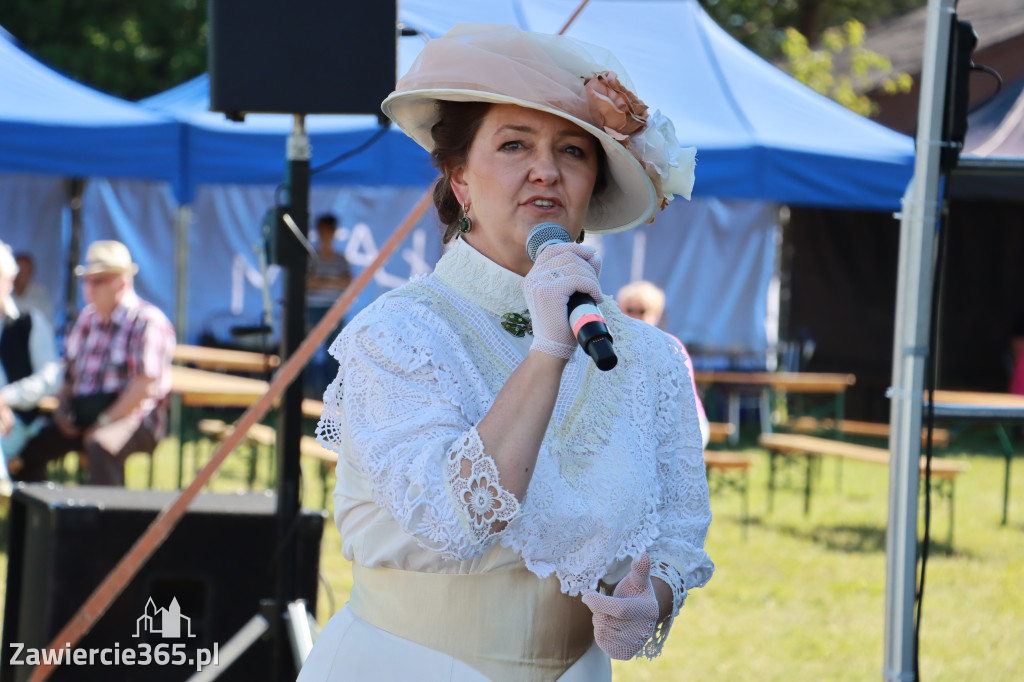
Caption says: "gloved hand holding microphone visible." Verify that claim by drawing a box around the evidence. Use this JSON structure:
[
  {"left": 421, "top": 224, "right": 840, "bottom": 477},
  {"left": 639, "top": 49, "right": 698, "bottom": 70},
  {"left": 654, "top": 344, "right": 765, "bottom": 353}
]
[{"left": 522, "top": 224, "right": 617, "bottom": 370}]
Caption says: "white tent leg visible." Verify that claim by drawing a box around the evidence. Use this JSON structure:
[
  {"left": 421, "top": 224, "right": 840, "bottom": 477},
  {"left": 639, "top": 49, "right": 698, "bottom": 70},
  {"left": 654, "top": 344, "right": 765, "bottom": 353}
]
[
  {"left": 174, "top": 204, "right": 192, "bottom": 343},
  {"left": 884, "top": 1, "right": 956, "bottom": 679}
]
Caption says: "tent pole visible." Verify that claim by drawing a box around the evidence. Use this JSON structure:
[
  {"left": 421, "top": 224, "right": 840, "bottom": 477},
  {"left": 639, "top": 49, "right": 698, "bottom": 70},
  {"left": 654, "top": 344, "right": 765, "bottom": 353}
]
[
  {"left": 62, "top": 178, "right": 85, "bottom": 335},
  {"left": 883, "top": 1, "right": 955, "bottom": 680},
  {"left": 170, "top": 204, "right": 191, "bottom": 488},
  {"left": 174, "top": 204, "right": 192, "bottom": 343}
]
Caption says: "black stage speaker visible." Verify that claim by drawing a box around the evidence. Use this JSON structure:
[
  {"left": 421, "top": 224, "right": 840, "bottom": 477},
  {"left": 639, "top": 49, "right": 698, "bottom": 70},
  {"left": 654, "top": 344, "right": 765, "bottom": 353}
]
[
  {"left": 1, "top": 485, "right": 324, "bottom": 682},
  {"left": 208, "top": 0, "right": 397, "bottom": 118}
]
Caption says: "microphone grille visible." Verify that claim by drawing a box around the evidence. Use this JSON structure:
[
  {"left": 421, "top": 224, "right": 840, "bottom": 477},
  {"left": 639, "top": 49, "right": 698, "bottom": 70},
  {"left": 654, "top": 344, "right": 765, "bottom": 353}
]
[{"left": 526, "top": 223, "right": 571, "bottom": 262}]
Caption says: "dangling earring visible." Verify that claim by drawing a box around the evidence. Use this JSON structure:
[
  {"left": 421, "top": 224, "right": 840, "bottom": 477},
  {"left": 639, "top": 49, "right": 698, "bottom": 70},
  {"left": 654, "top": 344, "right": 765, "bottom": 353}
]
[
  {"left": 576, "top": 229, "right": 586, "bottom": 244},
  {"left": 458, "top": 202, "right": 472, "bottom": 234}
]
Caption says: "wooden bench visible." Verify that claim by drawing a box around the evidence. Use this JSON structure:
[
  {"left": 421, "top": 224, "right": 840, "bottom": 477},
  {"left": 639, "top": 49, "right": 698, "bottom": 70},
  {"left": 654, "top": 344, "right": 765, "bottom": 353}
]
[
  {"left": 704, "top": 451, "right": 753, "bottom": 537},
  {"left": 786, "top": 417, "right": 951, "bottom": 448},
  {"left": 759, "top": 433, "right": 969, "bottom": 547},
  {"left": 707, "top": 422, "right": 735, "bottom": 445}
]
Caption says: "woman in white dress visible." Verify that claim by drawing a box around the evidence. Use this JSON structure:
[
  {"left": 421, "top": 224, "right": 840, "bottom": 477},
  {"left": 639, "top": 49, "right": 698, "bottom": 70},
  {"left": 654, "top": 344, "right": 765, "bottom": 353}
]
[{"left": 299, "top": 23, "right": 714, "bottom": 682}]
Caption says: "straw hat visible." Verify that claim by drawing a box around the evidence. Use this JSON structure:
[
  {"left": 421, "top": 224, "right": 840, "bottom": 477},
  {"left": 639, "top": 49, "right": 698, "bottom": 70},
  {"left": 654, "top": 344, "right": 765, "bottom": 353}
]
[
  {"left": 382, "top": 23, "right": 695, "bottom": 234},
  {"left": 75, "top": 240, "right": 139, "bottom": 276}
]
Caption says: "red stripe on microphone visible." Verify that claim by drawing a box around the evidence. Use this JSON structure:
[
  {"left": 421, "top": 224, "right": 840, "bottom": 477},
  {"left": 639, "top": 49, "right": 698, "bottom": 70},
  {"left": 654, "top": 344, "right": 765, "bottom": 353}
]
[{"left": 572, "top": 313, "right": 605, "bottom": 337}]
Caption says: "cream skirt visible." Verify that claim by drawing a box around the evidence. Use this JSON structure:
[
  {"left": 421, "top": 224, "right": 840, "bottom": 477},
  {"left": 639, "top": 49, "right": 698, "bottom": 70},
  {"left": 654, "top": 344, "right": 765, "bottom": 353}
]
[{"left": 297, "top": 606, "right": 611, "bottom": 681}]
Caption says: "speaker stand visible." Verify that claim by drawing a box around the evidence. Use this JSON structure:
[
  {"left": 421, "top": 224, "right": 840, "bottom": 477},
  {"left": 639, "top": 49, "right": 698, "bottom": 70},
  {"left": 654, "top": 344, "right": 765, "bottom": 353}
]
[
  {"left": 185, "top": 599, "right": 317, "bottom": 681},
  {"left": 192, "top": 115, "right": 315, "bottom": 681}
]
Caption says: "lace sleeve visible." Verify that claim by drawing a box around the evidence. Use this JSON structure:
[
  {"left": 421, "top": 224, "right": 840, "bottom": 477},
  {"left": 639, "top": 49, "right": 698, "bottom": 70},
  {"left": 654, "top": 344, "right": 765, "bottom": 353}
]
[
  {"left": 642, "top": 340, "right": 715, "bottom": 658},
  {"left": 317, "top": 304, "right": 521, "bottom": 560}
]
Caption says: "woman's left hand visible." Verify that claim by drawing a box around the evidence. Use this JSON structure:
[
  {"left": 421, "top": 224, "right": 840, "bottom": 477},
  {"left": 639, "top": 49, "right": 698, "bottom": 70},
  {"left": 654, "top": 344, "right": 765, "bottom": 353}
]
[{"left": 581, "top": 553, "right": 660, "bottom": 660}]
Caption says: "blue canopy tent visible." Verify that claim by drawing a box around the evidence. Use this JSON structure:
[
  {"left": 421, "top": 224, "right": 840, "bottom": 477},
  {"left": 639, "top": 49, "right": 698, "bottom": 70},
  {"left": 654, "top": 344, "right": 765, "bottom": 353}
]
[
  {"left": 0, "top": 26, "right": 181, "bottom": 184},
  {"left": 138, "top": 70, "right": 435, "bottom": 204},
  {"left": 1, "top": 0, "right": 917, "bottom": 354},
  {"left": 399, "top": 0, "right": 916, "bottom": 209},
  {"left": 0, "top": 26, "right": 183, "bottom": 329}
]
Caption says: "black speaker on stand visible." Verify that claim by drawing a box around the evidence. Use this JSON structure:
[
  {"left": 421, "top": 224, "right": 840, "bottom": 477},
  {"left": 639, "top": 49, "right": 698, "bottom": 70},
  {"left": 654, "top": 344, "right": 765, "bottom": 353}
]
[
  {"left": 1, "top": 485, "right": 324, "bottom": 682},
  {"left": 208, "top": 0, "right": 397, "bottom": 120},
  {"left": 206, "top": 2, "right": 397, "bottom": 679}
]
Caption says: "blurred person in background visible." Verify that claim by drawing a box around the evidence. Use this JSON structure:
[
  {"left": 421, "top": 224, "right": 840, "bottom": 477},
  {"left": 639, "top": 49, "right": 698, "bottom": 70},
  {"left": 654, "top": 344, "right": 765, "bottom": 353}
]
[
  {"left": 16, "top": 240, "right": 175, "bottom": 486},
  {"left": 616, "top": 280, "right": 666, "bottom": 329},
  {"left": 1010, "top": 314, "right": 1024, "bottom": 397},
  {"left": 0, "top": 241, "right": 61, "bottom": 494},
  {"left": 306, "top": 213, "right": 352, "bottom": 395},
  {"left": 13, "top": 252, "right": 54, "bottom": 324}
]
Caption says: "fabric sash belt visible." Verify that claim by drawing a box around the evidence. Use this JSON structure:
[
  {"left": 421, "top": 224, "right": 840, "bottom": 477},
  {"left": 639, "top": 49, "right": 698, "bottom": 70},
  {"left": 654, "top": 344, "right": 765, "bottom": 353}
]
[{"left": 349, "top": 563, "right": 595, "bottom": 682}]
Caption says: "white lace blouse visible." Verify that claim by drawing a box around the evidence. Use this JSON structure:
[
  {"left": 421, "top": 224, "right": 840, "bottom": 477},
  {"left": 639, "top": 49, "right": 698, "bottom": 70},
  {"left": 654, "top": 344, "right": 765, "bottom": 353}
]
[{"left": 318, "top": 238, "right": 714, "bottom": 656}]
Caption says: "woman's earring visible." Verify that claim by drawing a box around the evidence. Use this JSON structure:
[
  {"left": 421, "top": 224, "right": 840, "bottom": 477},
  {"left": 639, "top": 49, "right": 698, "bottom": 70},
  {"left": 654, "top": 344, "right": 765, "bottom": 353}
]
[
  {"left": 576, "top": 229, "right": 586, "bottom": 244},
  {"left": 458, "top": 202, "right": 473, "bottom": 234}
]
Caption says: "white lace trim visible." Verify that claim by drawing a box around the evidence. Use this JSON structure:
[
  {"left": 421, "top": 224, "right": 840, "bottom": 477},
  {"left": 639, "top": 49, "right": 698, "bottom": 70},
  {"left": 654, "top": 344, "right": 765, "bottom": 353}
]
[
  {"left": 444, "top": 426, "right": 521, "bottom": 546},
  {"left": 433, "top": 238, "right": 527, "bottom": 318}
]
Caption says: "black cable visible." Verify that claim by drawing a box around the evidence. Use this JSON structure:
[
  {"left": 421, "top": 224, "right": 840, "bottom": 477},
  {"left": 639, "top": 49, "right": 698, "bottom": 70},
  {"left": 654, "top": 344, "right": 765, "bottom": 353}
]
[
  {"left": 965, "top": 64, "right": 1004, "bottom": 116},
  {"left": 914, "top": 188, "right": 951, "bottom": 681},
  {"left": 310, "top": 124, "right": 390, "bottom": 176},
  {"left": 272, "top": 124, "right": 390, "bottom": 215}
]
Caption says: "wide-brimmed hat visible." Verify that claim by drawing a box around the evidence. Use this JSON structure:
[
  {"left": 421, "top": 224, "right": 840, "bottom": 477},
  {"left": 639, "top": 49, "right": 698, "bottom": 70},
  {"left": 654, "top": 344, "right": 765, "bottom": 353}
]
[
  {"left": 75, "top": 240, "right": 139, "bottom": 276},
  {"left": 382, "top": 23, "right": 695, "bottom": 234}
]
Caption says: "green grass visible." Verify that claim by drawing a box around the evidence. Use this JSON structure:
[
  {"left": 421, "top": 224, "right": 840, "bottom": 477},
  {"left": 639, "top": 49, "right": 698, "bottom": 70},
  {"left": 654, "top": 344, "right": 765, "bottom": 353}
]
[{"left": 2, "top": 425, "right": 1022, "bottom": 680}]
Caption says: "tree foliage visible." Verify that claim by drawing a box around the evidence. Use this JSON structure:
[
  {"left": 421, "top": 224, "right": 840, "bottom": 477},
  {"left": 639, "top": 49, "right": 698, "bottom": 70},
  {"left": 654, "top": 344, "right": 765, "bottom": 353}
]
[
  {"left": 699, "top": 0, "right": 927, "bottom": 60},
  {"left": 0, "top": 0, "right": 207, "bottom": 100},
  {"left": 1, "top": 0, "right": 925, "bottom": 105},
  {"left": 781, "top": 20, "right": 913, "bottom": 116}
]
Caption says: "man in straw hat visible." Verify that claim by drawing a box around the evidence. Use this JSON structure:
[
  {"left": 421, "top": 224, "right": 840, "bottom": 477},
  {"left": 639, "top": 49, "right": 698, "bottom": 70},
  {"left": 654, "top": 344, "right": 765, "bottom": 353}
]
[
  {"left": 17, "top": 240, "right": 175, "bottom": 486},
  {"left": 0, "top": 240, "right": 61, "bottom": 495}
]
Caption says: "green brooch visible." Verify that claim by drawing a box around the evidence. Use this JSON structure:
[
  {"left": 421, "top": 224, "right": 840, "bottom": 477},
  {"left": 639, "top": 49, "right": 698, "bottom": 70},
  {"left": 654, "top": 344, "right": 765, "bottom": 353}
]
[{"left": 501, "top": 311, "right": 533, "bottom": 337}]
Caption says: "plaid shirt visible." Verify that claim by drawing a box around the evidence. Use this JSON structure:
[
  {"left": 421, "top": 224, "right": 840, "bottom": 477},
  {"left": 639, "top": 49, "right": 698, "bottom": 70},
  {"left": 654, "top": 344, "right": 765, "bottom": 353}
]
[{"left": 65, "top": 290, "right": 175, "bottom": 422}]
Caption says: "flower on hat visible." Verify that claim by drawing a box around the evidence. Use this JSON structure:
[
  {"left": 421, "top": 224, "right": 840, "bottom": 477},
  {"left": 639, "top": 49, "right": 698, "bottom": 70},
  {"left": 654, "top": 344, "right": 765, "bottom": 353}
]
[
  {"left": 582, "top": 71, "right": 649, "bottom": 141},
  {"left": 630, "top": 109, "right": 696, "bottom": 211},
  {"left": 581, "top": 71, "right": 694, "bottom": 214}
]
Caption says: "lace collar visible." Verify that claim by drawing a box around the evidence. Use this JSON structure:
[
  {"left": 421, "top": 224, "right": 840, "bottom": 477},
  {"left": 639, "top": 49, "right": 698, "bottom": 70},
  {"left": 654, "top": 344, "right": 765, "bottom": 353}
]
[{"left": 432, "top": 238, "right": 527, "bottom": 317}]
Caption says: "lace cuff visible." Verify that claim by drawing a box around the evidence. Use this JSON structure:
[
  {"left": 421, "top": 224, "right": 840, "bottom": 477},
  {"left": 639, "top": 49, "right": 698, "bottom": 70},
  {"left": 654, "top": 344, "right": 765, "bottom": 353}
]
[
  {"left": 444, "top": 426, "right": 522, "bottom": 549},
  {"left": 642, "top": 558, "right": 687, "bottom": 659}
]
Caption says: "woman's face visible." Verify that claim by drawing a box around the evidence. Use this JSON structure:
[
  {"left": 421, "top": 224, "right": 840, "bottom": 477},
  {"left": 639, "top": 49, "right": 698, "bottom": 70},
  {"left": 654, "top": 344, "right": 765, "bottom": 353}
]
[{"left": 450, "top": 104, "right": 599, "bottom": 276}]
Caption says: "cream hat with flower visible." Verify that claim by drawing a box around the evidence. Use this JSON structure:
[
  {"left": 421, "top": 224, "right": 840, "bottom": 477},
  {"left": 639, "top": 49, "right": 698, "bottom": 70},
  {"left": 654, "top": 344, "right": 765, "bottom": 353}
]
[
  {"left": 75, "top": 240, "right": 139, "bottom": 276},
  {"left": 382, "top": 23, "right": 695, "bottom": 234}
]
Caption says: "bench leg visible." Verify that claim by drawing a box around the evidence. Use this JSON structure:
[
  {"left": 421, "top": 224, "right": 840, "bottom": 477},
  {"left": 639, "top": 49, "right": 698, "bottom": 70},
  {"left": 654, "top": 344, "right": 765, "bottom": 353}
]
[
  {"left": 948, "top": 480, "right": 955, "bottom": 550},
  {"left": 741, "top": 468, "right": 749, "bottom": 540},
  {"left": 995, "top": 423, "right": 1013, "bottom": 526},
  {"left": 728, "top": 393, "right": 740, "bottom": 446},
  {"left": 767, "top": 452, "right": 776, "bottom": 514},
  {"left": 804, "top": 454, "right": 813, "bottom": 516},
  {"left": 759, "top": 388, "right": 772, "bottom": 435}
]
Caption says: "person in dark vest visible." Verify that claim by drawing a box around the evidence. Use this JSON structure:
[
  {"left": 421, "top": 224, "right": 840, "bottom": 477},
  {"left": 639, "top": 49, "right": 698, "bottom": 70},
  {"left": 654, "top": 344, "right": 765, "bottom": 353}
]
[
  {"left": 0, "top": 241, "right": 61, "bottom": 494},
  {"left": 17, "top": 240, "right": 175, "bottom": 486}
]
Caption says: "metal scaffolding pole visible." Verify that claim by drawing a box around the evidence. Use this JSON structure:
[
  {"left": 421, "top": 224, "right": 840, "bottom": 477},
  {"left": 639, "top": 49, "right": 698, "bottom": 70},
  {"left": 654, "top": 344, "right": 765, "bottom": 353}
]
[{"left": 883, "top": 0, "right": 956, "bottom": 679}]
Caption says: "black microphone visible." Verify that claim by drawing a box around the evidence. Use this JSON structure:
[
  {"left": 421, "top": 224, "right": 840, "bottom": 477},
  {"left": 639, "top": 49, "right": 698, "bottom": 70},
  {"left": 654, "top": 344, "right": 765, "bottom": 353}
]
[{"left": 526, "top": 223, "right": 617, "bottom": 371}]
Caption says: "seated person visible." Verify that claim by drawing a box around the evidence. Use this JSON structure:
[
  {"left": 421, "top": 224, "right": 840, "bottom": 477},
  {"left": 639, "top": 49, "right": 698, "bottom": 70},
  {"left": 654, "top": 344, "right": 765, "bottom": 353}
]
[
  {"left": 17, "top": 241, "right": 175, "bottom": 486},
  {"left": 618, "top": 280, "right": 709, "bottom": 446},
  {"left": 1011, "top": 315, "right": 1024, "bottom": 396},
  {"left": 13, "top": 252, "right": 54, "bottom": 324},
  {"left": 0, "top": 242, "right": 61, "bottom": 490},
  {"left": 306, "top": 213, "right": 352, "bottom": 393}
]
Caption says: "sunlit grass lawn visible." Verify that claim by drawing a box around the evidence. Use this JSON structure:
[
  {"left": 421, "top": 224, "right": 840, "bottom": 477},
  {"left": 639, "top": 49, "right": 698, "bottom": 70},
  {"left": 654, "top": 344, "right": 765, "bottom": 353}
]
[{"left": 2, "top": 422, "right": 1022, "bottom": 680}]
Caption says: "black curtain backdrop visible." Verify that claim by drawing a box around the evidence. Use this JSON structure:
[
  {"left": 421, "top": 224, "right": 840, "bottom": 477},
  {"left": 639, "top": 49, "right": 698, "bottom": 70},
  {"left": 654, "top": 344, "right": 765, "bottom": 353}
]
[{"left": 788, "top": 200, "right": 1024, "bottom": 422}]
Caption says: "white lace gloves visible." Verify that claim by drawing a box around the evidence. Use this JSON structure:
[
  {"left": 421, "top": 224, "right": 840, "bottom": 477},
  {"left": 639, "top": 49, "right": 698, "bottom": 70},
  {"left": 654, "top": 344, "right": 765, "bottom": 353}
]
[
  {"left": 521, "top": 243, "right": 603, "bottom": 359},
  {"left": 582, "top": 553, "right": 661, "bottom": 660}
]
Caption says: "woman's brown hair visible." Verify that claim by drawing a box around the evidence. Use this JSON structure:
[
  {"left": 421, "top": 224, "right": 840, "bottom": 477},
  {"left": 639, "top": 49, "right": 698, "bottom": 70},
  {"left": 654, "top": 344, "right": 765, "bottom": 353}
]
[{"left": 429, "top": 100, "right": 610, "bottom": 244}]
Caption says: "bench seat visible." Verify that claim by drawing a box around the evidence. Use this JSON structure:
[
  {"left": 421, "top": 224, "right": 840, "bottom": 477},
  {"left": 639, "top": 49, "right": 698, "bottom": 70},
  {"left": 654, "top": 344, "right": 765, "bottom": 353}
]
[{"left": 758, "top": 433, "right": 968, "bottom": 547}]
